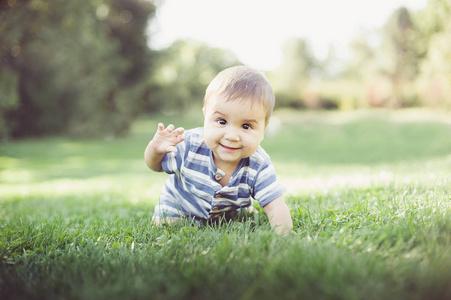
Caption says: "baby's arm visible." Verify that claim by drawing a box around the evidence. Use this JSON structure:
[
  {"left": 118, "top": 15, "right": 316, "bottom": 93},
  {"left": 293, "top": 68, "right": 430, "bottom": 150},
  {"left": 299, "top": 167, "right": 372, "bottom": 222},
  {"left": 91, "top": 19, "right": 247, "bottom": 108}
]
[
  {"left": 144, "top": 123, "right": 185, "bottom": 172},
  {"left": 263, "top": 196, "right": 293, "bottom": 236}
]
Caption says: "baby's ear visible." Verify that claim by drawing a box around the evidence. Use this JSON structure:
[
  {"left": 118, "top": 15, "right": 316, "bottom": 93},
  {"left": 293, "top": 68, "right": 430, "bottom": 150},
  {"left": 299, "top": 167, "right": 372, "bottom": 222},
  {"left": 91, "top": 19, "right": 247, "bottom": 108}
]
[{"left": 202, "top": 106, "right": 206, "bottom": 117}]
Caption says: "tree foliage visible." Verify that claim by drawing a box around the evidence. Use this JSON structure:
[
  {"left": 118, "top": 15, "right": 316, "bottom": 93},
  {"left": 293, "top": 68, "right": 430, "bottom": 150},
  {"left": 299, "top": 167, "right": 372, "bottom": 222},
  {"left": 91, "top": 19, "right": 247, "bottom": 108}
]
[
  {"left": 376, "top": 7, "right": 422, "bottom": 107},
  {"left": 415, "top": 0, "right": 451, "bottom": 108},
  {"left": 0, "top": 0, "right": 155, "bottom": 139},
  {"left": 268, "top": 38, "right": 321, "bottom": 109},
  {"left": 1, "top": 0, "right": 450, "bottom": 139},
  {"left": 146, "top": 39, "right": 242, "bottom": 113},
  {"left": 270, "top": 1, "right": 451, "bottom": 110}
]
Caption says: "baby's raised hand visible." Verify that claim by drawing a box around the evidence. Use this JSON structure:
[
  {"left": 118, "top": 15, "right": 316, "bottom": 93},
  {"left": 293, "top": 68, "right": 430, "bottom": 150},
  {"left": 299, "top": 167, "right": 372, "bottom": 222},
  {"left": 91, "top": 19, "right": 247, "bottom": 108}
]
[{"left": 150, "top": 123, "right": 185, "bottom": 154}]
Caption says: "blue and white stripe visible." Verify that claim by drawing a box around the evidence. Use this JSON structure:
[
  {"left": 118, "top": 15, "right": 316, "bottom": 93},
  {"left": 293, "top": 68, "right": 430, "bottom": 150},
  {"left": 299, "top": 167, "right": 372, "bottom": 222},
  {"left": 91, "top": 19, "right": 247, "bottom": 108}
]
[{"left": 153, "top": 127, "right": 285, "bottom": 220}]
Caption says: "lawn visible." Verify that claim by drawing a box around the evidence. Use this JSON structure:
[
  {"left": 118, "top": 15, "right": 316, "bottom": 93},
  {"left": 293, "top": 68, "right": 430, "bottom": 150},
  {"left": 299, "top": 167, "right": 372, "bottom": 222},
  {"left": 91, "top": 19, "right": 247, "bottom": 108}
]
[{"left": 1, "top": 109, "right": 451, "bottom": 300}]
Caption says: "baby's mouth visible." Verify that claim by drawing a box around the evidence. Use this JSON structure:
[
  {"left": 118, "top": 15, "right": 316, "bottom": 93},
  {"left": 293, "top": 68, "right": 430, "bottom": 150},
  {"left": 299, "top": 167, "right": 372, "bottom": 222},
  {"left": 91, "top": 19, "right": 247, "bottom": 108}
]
[{"left": 220, "top": 144, "right": 241, "bottom": 150}]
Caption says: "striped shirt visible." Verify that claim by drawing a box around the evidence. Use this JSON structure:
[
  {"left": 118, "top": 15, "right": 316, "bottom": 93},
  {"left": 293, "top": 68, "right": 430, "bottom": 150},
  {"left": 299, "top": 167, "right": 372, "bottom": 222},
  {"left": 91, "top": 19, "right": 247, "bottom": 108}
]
[{"left": 153, "top": 127, "right": 285, "bottom": 220}]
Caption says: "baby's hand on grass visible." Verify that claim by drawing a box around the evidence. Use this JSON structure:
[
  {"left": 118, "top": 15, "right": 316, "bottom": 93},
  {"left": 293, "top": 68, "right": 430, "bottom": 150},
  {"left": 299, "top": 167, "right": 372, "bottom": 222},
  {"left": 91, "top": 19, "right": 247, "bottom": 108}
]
[{"left": 150, "top": 123, "right": 185, "bottom": 154}]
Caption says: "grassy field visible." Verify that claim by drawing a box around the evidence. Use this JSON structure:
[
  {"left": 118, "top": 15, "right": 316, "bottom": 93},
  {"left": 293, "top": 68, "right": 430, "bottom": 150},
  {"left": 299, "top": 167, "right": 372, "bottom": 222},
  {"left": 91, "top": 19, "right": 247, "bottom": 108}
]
[{"left": 1, "top": 109, "right": 451, "bottom": 300}]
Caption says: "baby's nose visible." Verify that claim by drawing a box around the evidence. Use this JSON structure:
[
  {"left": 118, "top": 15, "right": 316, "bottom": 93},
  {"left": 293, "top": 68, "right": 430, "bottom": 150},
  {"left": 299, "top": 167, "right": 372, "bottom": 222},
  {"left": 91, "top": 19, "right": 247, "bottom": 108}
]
[{"left": 224, "top": 127, "right": 240, "bottom": 141}]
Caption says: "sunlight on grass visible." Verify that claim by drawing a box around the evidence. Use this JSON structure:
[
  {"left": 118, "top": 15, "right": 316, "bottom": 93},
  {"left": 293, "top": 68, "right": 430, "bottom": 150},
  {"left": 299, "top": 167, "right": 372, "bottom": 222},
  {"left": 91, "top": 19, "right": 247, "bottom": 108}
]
[
  {"left": 0, "top": 174, "right": 165, "bottom": 204},
  {"left": 276, "top": 155, "right": 451, "bottom": 195},
  {"left": 0, "top": 169, "right": 33, "bottom": 184},
  {"left": 273, "top": 108, "right": 451, "bottom": 126}
]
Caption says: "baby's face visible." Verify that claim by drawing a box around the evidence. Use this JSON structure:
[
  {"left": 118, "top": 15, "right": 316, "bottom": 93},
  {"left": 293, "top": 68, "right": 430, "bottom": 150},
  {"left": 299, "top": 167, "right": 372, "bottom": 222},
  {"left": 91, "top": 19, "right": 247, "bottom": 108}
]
[{"left": 203, "top": 97, "right": 267, "bottom": 169}]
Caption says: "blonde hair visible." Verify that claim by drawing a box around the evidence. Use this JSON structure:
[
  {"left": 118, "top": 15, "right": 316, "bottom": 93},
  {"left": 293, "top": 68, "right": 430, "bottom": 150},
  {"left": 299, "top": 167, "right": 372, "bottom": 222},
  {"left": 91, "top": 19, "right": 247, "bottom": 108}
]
[{"left": 203, "top": 66, "right": 275, "bottom": 126}]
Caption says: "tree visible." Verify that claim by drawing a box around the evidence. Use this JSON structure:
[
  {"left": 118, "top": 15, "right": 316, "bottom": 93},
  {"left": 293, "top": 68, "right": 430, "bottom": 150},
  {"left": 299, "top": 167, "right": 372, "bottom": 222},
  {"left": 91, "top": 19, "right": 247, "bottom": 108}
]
[
  {"left": 415, "top": 0, "right": 451, "bottom": 108},
  {"left": 269, "top": 38, "right": 320, "bottom": 108},
  {"left": 377, "top": 7, "right": 422, "bottom": 107},
  {"left": 0, "top": 0, "right": 155, "bottom": 139},
  {"left": 332, "top": 32, "right": 380, "bottom": 109},
  {"left": 146, "top": 39, "right": 242, "bottom": 113}
]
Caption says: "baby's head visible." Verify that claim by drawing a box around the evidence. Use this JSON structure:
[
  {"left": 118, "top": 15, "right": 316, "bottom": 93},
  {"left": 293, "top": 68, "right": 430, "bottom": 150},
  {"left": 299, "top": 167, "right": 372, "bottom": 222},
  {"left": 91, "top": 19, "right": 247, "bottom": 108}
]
[{"left": 203, "top": 66, "right": 275, "bottom": 127}]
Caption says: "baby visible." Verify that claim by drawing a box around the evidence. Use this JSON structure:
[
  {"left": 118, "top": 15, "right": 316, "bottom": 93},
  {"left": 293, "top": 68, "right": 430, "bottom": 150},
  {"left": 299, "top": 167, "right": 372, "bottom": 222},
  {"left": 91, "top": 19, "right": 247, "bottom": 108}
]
[{"left": 145, "top": 66, "right": 293, "bottom": 235}]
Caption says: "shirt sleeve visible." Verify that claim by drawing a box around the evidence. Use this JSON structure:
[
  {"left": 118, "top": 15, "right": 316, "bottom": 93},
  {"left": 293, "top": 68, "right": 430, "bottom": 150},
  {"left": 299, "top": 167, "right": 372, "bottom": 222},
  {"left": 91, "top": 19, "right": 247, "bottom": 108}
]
[{"left": 252, "top": 155, "right": 285, "bottom": 207}]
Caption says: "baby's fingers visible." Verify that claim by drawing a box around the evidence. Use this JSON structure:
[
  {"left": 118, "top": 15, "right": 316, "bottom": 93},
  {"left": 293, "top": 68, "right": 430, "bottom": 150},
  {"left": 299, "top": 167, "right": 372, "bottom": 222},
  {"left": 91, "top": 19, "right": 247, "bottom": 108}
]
[
  {"left": 155, "top": 123, "right": 185, "bottom": 144},
  {"left": 157, "top": 123, "right": 165, "bottom": 131},
  {"left": 173, "top": 127, "right": 185, "bottom": 136},
  {"left": 166, "top": 124, "right": 175, "bottom": 132},
  {"left": 160, "top": 124, "right": 184, "bottom": 135},
  {"left": 174, "top": 127, "right": 185, "bottom": 144},
  {"left": 166, "top": 145, "right": 178, "bottom": 153}
]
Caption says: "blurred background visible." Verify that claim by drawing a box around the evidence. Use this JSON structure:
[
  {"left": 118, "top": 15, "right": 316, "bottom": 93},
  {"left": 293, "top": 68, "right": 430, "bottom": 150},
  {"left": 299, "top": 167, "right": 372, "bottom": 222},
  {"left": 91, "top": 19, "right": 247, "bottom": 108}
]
[{"left": 0, "top": 0, "right": 449, "bottom": 140}]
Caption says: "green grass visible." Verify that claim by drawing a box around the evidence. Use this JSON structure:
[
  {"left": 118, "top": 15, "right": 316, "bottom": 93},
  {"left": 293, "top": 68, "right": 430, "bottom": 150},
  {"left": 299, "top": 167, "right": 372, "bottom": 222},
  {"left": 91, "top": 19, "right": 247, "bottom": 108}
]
[{"left": 1, "top": 109, "right": 451, "bottom": 299}]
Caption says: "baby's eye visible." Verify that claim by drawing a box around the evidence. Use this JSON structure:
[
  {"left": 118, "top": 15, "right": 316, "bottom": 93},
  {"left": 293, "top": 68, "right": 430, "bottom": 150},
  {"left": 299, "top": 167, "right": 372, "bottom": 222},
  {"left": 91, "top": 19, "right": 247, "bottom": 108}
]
[
  {"left": 242, "top": 124, "right": 252, "bottom": 130},
  {"left": 217, "top": 119, "right": 227, "bottom": 125}
]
